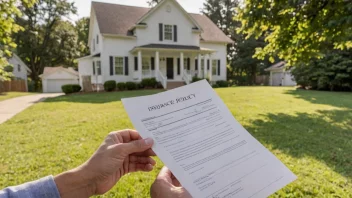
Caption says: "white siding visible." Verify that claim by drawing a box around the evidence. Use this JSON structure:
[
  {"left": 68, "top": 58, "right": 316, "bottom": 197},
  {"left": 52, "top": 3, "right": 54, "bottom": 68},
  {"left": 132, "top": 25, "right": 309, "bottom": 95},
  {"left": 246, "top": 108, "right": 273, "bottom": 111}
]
[
  {"left": 8, "top": 56, "right": 28, "bottom": 81},
  {"left": 42, "top": 71, "right": 79, "bottom": 93},
  {"left": 200, "top": 42, "right": 227, "bottom": 81},
  {"left": 90, "top": 12, "right": 103, "bottom": 54},
  {"left": 136, "top": 1, "right": 199, "bottom": 46}
]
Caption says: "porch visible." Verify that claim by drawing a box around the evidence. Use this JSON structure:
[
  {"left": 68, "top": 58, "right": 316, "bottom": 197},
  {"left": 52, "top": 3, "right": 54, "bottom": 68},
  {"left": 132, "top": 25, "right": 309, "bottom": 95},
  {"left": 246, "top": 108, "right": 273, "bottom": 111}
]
[{"left": 130, "top": 44, "right": 219, "bottom": 89}]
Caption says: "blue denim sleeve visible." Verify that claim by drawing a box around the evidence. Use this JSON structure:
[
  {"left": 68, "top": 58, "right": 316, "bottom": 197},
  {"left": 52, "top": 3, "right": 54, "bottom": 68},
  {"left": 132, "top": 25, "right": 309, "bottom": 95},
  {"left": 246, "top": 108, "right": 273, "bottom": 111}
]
[{"left": 0, "top": 176, "right": 61, "bottom": 198}]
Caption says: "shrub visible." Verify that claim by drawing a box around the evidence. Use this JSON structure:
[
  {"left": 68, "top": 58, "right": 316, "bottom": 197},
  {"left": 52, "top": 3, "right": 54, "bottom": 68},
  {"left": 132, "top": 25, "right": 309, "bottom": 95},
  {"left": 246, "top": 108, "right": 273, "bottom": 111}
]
[
  {"left": 192, "top": 76, "right": 202, "bottom": 83},
  {"left": 104, "top": 80, "right": 117, "bottom": 92},
  {"left": 216, "top": 80, "right": 229, "bottom": 87},
  {"left": 156, "top": 82, "right": 164, "bottom": 89},
  {"left": 61, "top": 84, "right": 81, "bottom": 94},
  {"left": 212, "top": 84, "right": 220, "bottom": 88},
  {"left": 116, "top": 82, "right": 126, "bottom": 91},
  {"left": 141, "top": 78, "right": 158, "bottom": 88},
  {"left": 136, "top": 83, "right": 144, "bottom": 90},
  {"left": 125, "top": 82, "right": 137, "bottom": 90}
]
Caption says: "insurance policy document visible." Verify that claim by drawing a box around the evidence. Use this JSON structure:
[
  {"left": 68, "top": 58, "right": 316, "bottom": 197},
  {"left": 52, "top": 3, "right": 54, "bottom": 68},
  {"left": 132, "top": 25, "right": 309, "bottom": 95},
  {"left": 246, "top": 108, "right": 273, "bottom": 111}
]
[{"left": 122, "top": 80, "right": 296, "bottom": 198}]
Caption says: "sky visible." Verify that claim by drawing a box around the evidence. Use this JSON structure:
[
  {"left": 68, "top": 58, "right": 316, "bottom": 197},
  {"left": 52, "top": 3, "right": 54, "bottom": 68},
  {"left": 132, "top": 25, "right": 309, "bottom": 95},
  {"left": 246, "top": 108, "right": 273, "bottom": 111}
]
[{"left": 70, "top": 0, "right": 205, "bottom": 21}]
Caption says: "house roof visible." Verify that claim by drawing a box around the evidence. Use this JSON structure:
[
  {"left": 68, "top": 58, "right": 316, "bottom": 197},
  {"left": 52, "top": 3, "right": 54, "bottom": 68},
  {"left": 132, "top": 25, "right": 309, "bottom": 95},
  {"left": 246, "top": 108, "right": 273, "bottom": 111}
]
[
  {"left": 91, "top": 1, "right": 233, "bottom": 43},
  {"left": 9, "top": 54, "right": 31, "bottom": 73},
  {"left": 40, "top": 66, "right": 78, "bottom": 78},
  {"left": 265, "top": 61, "right": 286, "bottom": 71}
]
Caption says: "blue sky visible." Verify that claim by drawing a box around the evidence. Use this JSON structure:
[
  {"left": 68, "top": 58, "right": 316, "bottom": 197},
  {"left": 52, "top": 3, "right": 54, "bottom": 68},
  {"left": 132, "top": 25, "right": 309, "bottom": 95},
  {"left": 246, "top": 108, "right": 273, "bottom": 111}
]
[{"left": 70, "top": 0, "right": 205, "bottom": 21}]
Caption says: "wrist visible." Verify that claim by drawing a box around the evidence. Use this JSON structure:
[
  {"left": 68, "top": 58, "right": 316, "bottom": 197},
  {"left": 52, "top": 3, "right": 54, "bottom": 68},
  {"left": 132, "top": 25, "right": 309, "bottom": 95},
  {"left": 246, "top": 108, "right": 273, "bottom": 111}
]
[{"left": 54, "top": 167, "right": 96, "bottom": 198}]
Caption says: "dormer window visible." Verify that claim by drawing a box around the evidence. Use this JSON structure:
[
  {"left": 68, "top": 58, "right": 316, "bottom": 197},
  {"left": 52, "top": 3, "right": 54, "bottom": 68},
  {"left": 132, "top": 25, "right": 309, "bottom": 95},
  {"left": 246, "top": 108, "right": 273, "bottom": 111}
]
[
  {"left": 164, "top": 24, "right": 173, "bottom": 40},
  {"left": 96, "top": 35, "right": 99, "bottom": 44}
]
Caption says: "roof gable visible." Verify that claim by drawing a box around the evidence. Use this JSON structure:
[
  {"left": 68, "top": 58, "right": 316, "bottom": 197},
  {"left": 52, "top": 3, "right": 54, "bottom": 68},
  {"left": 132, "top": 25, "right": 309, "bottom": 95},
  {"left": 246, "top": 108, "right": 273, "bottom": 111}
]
[{"left": 41, "top": 67, "right": 78, "bottom": 79}]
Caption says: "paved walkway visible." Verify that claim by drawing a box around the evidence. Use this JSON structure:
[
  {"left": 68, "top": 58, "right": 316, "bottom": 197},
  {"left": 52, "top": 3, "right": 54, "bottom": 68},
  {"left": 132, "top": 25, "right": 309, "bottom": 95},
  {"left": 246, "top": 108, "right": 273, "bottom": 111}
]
[{"left": 0, "top": 93, "right": 63, "bottom": 124}]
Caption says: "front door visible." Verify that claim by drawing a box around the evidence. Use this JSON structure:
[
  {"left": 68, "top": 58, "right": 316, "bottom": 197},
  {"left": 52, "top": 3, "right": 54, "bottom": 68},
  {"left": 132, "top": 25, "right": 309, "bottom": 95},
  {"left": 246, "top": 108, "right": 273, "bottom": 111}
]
[{"left": 166, "top": 58, "right": 174, "bottom": 79}]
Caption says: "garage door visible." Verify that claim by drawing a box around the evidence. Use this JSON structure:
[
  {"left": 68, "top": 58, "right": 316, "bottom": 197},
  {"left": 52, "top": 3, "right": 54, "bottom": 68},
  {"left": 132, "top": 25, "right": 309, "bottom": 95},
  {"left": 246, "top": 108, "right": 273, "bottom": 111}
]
[
  {"left": 46, "top": 79, "right": 78, "bottom": 93},
  {"left": 272, "top": 72, "right": 283, "bottom": 86}
]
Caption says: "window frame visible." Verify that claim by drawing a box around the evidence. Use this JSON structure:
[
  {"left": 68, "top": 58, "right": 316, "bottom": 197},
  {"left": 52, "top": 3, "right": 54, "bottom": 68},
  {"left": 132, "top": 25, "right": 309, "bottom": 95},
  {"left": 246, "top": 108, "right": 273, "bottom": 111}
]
[
  {"left": 96, "top": 35, "right": 99, "bottom": 44},
  {"left": 18, "top": 64, "right": 21, "bottom": 72},
  {"left": 183, "top": 58, "right": 189, "bottom": 70},
  {"left": 212, "top": 59, "right": 218, "bottom": 75},
  {"left": 96, "top": 60, "right": 101, "bottom": 75},
  {"left": 114, "top": 57, "right": 124, "bottom": 75},
  {"left": 142, "top": 57, "right": 151, "bottom": 71},
  {"left": 164, "top": 24, "right": 173, "bottom": 41}
]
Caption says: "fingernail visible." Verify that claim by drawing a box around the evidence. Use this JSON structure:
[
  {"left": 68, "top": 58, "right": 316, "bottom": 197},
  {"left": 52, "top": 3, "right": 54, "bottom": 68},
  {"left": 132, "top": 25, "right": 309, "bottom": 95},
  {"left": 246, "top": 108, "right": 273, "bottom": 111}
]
[{"left": 144, "top": 138, "right": 154, "bottom": 146}]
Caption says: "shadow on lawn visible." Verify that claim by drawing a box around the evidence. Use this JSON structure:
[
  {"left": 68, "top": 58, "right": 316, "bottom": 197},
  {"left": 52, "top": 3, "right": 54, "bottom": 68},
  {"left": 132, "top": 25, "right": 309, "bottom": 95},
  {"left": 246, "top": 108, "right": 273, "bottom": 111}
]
[
  {"left": 245, "top": 109, "right": 352, "bottom": 180},
  {"left": 285, "top": 89, "right": 352, "bottom": 109},
  {"left": 43, "top": 90, "right": 162, "bottom": 104}
]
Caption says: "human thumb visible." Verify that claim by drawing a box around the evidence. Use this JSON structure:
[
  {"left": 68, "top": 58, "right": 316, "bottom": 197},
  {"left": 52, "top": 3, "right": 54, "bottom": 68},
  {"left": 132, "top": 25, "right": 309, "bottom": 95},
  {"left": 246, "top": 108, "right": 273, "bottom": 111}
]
[{"left": 118, "top": 138, "right": 154, "bottom": 155}]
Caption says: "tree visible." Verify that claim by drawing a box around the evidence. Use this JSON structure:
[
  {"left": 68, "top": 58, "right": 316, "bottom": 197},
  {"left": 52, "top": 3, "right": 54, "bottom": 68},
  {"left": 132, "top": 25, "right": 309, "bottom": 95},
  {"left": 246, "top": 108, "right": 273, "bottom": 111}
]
[
  {"left": 75, "top": 17, "right": 90, "bottom": 57},
  {"left": 0, "top": 0, "right": 35, "bottom": 80},
  {"left": 237, "top": 0, "right": 352, "bottom": 65},
  {"left": 14, "top": 0, "right": 77, "bottom": 90},
  {"left": 147, "top": 0, "right": 161, "bottom": 7}
]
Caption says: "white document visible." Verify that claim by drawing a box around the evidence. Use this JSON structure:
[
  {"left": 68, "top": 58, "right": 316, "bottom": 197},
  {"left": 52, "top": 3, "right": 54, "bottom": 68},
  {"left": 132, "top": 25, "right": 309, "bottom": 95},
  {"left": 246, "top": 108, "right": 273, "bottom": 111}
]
[{"left": 122, "top": 80, "right": 296, "bottom": 198}]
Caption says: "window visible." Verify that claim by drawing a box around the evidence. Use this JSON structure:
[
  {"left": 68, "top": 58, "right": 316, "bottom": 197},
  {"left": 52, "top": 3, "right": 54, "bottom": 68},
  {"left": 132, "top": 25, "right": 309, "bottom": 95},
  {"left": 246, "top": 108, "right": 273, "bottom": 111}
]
[
  {"left": 142, "top": 57, "right": 150, "bottom": 71},
  {"left": 212, "top": 60, "right": 217, "bottom": 75},
  {"left": 201, "top": 59, "right": 205, "bottom": 70},
  {"left": 184, "top": 58, "right": 188, "bottom": 70},
  {"left": 18, "top": 64, "right": 21, "bottom": 72},
  {"left": 164, "top": 24, "right": 173, "bottom": 40},
  {"left": 96, "top": 35, "right": 99, "bottom": 44},
  {"left": 96, "top": 61, "right": 101, "bottom": 75},
  {"left": 93, "top": 39, "right": 95, "bottom": 51},
  {"left": 114, "top": 57, "right": 124, "bottom": 75}
]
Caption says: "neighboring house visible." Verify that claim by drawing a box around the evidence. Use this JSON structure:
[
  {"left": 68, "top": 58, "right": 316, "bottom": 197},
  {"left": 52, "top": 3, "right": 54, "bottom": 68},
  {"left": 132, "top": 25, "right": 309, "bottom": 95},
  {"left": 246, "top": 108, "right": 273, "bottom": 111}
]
[
  {"left": 77, "top": 0, "right": 233, "bottom": 90},
  {"left": 265, "top": 61, "right": 297, "bottom": 86},
  {"left": 40, "top": 67, "right": 79, "bottom": 93},
  {"left": 7, "top": 54, "right": 31, "bottom": 91}
]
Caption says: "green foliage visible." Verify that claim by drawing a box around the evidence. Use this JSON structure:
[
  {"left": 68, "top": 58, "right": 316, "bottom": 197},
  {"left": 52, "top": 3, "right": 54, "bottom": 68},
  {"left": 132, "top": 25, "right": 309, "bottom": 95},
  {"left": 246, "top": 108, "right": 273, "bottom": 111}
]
[
  {"left": 0, "top": 0, "right": 35, "bottom": 80},
  {"left": 212, "top": 84, "right": 220, "bottom": 88},
  {"left": 125, "top": 82, "right": 138, "bottom": 90},
  {"left": 141, "top": 78, "right": 157, "bottom": 88},
  {"left": 0, "top": 92, "right": 35, "bottom": 102},
  {"left": 292, "top": 50, "right": 352, "bottom": 91},
  {"left": 216, "top": 80, "right": 229, "bottom": 87},
  {"left": 117, "top": 82, "right": 126, "bottom": 91},
  {"left": 238, "top": 0, "right": 352, "bottom": 65},
  {"left": 192, "top": 77, "right": 209, "bottom": 83},
  {"left": 1, "top": 88, "right": 352, "bottom": 197},
  {"left": 75, "top": 17, "right": 90, "bottom": 57},
  {"left": 61, "top": 84, "right": 81, "bottom": 94},
  {"left": 104, "top": 81, "right": 117, "bottom": 92}
]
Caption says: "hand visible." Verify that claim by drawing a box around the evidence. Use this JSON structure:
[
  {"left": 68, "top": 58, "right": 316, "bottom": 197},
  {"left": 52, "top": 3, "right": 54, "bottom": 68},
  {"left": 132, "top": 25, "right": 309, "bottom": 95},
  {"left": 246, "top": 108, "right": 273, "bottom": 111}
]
[
  {"left": 54, "top": 129, "right": 156, "bottom": 198},
  {"left": 151, "top": 166, "right": 192, "bottom": 198}
]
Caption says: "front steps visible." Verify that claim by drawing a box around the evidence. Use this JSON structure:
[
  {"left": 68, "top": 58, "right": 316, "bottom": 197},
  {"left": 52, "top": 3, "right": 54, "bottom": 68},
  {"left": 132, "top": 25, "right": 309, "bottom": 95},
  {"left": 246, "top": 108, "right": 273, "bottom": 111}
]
[{"left": 167, "top": 81, "right": 185, "bottom": 90}]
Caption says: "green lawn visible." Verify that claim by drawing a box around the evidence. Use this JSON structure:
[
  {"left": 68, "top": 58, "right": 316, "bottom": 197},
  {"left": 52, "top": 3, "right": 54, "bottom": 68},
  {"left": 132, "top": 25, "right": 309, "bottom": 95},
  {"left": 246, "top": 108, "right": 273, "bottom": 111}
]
[
  {"left": 0, "top": 87, "right": 351, "bottom": 197},
  {"left": 0, "top": 92, "right": 35, "bottom": 102}
]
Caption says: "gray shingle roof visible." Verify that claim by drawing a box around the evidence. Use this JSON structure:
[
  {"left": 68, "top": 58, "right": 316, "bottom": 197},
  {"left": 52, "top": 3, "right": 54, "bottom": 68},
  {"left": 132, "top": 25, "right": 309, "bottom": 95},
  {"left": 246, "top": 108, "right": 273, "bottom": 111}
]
[
  {"left": 92, "top": 1, "right": 233, "bottom": 43},
  {"left": 265, "top": 61, "right": 286, "bottom": 71}
]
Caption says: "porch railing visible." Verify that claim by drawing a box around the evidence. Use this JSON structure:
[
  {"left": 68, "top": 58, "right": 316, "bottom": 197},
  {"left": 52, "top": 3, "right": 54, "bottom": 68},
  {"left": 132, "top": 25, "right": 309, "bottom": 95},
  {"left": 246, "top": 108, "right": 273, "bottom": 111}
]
[
  {"left": 183, "top": 70, "right": 192, "bottom": 85},
  {"left": 142, "top": 70, "right": 155, "bottom": 78},
  {"left": 158, "top": 71, "right": 167, "bottom": 89}
]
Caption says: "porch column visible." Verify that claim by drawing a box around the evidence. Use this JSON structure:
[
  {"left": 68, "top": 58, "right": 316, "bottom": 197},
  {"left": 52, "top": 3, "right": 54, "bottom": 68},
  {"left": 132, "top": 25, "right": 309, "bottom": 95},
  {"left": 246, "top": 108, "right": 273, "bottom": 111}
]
[
  {"left": 138, "top": 50, "right": 142, "bottom": 81},
  {"left": 180, "top": 52, "right": 184, "bottom": 76},
  {"left": 204, "top": 54, "right": 208, "bottom": 79},
  {"left": 197, "top": 54, "right": 202, "bottom": 77},
  {"left": 209, "top": 54, "right": 213, "bottom": 82},
  {"left": 155, "top": 51, "right": 159, "bottom": 80}
]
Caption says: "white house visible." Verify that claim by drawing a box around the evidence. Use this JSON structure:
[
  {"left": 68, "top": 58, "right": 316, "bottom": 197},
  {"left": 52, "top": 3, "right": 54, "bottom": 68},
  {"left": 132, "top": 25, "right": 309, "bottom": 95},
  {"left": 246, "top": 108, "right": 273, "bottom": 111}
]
[
  {"left": 265, "top": 61, "right": 297, "bottom": 86},
  {"left": 77, "top": 0, "right": 233, "bottom": 90},
  {"left": 40, "top": 67, "right": 79, "bottom": 93},
  {"left": 7, "top": 54, "right": 31, "bottom": 91}
]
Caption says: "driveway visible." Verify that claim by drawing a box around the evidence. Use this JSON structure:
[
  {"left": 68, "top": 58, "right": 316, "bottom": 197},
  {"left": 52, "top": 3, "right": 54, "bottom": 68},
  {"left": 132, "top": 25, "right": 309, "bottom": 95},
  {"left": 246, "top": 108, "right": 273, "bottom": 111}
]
[{"left": 0, "top": 93, "right": 63, "bottom": 124}]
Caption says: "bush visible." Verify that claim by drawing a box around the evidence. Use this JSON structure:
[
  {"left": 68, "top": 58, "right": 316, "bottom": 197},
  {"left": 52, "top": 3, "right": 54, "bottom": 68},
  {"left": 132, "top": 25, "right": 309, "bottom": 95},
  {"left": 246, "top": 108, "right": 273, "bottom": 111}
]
[
  {"left": 136, "top": 83, "right": 144, "bottom": 90},
  {"left": 104, "top": 80, "right": 117, "bottom": 92},
  {"left": 212, "top": 84, "right": 220, "bottom": 88},
  {"left": 61, "top": 84, "right": 81, "bottom": 94},
  {"left": 116, "top": 82, "right": 126, "bottom": 91},
  {"left": 125, "top": 82, "right": 137, "bottom": 90},
  {"left": 141, "top": 78, "right": 157, "bottom": 88},
  {"left": 192, "top": 77, "right": 210, "bottom": 83},
  {"left": 216, "top": 80, "right": 229, "bottom": 87},
  {"left": 156, "top": 82, "right": 164, "bottom": 89}
]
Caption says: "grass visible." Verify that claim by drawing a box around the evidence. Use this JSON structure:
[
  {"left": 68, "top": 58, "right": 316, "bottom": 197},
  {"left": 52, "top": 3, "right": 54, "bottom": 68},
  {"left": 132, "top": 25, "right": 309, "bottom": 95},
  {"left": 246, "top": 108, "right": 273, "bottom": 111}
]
[
  {"left": 0, "top": 87, "right": 351, "bottom": 197},
  {"left": 0, "top": 92, "right": 35, "bottom": 102}
]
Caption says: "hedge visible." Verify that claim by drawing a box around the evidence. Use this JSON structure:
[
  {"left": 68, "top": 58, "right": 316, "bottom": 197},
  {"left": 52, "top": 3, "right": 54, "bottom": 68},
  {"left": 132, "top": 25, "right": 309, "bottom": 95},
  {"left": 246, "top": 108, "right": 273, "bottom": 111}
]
[
  {"left": 104, "top": 80, "right": 117, "bottom": 92},
  {"left": 125, "top": 82, "right": 138, "bottom": 90},
  {"left": 117, "top": 82, "right": 126, "bottom": 91},
  {"left": 61, "top": 84, "right": 81, "bottom": 94},
  {"left": 141, "top": 78, "right": 157, "bottom": 88}
]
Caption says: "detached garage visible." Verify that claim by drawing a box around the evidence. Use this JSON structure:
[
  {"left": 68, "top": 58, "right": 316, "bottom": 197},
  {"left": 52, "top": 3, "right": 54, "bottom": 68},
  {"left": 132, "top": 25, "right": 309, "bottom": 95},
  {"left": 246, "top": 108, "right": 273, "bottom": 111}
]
[
  {"left": 40, "top": 67, "right": 79, "bottom": 93},
  {"left": 265, "top": 61, "right": 297, "bottom": 86}
]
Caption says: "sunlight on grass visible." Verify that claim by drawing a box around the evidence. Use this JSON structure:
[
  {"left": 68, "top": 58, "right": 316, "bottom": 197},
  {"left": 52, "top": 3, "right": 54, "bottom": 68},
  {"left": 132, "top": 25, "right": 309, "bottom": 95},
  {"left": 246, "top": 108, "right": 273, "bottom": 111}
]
[
  {"left": 0, "top": 92, "right": 35, "bottom": 102},
  {"left": 0, "top": 87, "right": 351, "bottom": 197}
]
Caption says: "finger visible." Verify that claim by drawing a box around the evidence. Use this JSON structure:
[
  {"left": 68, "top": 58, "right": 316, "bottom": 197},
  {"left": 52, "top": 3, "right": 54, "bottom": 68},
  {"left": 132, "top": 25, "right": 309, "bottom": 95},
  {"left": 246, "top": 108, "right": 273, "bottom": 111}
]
[
  {"left": 118, "top": 138, "right": 154, "bottom": 155},
  {"left": 129, "top": 156, "right": 156, "bottom": 165},
  {"left": 129, "top": 163, "right": 154, "bottom": 173},
  {"left": 134, "top": 148, "right": 156, "bottom": 157},
  {"left": 157, "top": 166, "right": 173, "bottom": 183}
]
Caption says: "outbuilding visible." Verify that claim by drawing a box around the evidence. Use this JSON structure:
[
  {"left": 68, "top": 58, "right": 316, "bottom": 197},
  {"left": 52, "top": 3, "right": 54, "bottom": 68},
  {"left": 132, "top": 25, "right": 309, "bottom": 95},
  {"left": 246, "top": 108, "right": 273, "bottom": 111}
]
[
  {"left": 40, "top": 67, "right": 79, "bottom": 93},
  {"left": 265, "top": 61, "right": 297, "bottom": 86}
]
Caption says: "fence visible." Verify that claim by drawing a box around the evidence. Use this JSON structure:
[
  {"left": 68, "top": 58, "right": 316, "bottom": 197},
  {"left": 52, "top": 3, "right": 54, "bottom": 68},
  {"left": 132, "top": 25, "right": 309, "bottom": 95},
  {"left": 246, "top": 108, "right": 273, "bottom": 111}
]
[{"left": 0, "top": 80, "right": 27, "bottom": 92}]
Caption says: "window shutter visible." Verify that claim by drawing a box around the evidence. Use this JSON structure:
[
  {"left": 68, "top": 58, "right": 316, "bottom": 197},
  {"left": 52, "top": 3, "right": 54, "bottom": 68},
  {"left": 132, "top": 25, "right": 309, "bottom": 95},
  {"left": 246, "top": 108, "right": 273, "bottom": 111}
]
[
  {"left": 151, "top": 57, "right": 155, "bottom": 70},
  {"left": 177, "top": 58, "right": 180, "bottom": 75},
  {"left": 159, "top": 23, "right": 163, "bottom": 41},
  {"left": 110, "top": 56, "right": 114, "bottom": 75},
  {"left": 174, "top": 25, "right": 177, "bottom": 42},
  {"left": 195, "top": 59, "right": 198, "bottom": 70},
  {"left": 93, "top": 61, "right": 95, "bottom": 75},
  {"left": 187, "top": 58, "right": 190, "bottom": 70},
  {"left": 207, "top": 60, "right": 210, "bottom": 70},
  {"left": 125, "top": 57, "right": 129, "bottom": 76},
  {"left": 134, "top": 57, "right": 138, "bottom": 71},
  {"left": 218, "top": 60, "right": 221, "bottom": 76}
]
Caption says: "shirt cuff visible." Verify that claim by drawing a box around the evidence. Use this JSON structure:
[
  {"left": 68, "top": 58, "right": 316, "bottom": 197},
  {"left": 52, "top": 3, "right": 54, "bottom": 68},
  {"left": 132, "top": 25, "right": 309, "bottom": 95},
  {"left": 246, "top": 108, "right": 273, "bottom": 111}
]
[{"left": 0, "top": 176, "right": 61, "bottom": 198}]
